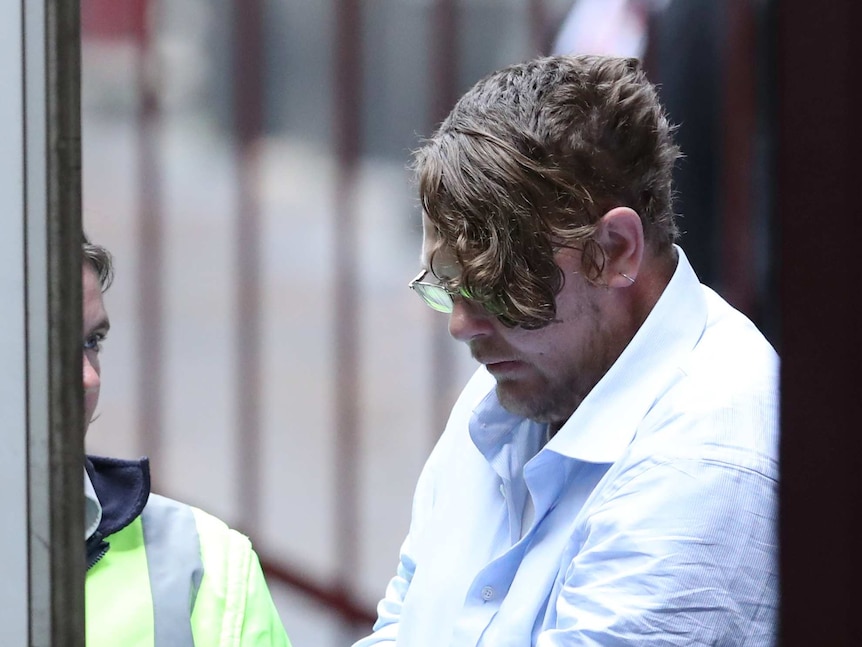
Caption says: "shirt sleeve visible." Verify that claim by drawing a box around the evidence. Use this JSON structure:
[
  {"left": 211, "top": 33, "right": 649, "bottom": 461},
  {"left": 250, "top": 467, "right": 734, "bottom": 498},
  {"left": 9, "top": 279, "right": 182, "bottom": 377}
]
[
  {"left": 238, "top": 549, "right": 294, "bottom": 647},
  {"left": 350, "top": 460, "right": 433, "bottom": 646},
  {"left": 537, "top": 457, "right": 778, "bottom": 647},
  {"left": 189, "top": 507, "right": 293, "bottom": 647},
  {"left": 352, "top": 368, "right": 493, "bottom": 646},
  {"left": 350, "top": 541, "right": 416, "bottom": 646}
]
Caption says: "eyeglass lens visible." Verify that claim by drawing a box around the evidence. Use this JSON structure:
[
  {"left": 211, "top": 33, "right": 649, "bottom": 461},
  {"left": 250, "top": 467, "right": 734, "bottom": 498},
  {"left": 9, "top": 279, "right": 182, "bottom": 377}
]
[{"left": 415, "top": 284, "right": 454, "bottom": 313}]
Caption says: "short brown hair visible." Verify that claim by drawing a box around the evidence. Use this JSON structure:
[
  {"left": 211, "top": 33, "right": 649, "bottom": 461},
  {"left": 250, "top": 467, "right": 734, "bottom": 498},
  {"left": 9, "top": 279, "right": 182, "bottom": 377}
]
[
  {"left": 414, "top": 54, "right": 681, "bottom": 329},
  {"left": 82, "top": 232, "right": 114, "bottom": 291}
]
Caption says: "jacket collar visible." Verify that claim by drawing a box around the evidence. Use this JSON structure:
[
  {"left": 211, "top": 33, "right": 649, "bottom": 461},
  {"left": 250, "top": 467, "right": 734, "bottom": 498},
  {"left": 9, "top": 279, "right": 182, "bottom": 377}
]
[{"left": 85, "top": 455, "right": 151, "bottom": 539}]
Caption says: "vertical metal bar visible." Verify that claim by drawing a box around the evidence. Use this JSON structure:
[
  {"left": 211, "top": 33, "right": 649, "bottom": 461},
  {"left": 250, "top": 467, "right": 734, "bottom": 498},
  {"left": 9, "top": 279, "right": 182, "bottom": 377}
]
[
  {"left": 719, "top": 0, "right": 757, "bottom": 316},
  {"left": 133, "top": 0, "right": 165, "bottom": 477},
  {"left": 42, "top": 0, "right": 85, "bottom": 634},
  {"left": 778, "top": 0, "right": 862, "bottom": 644},
  {"left": 527, "top": 0, "right": 548, "bottom": 54},
  {"left": 233, "top": 0, "right": 264, "bottom": 534},
  {"left": 333, "top": 0, "right": 362, "bottom": 632},
  {"left": 428, "top": 0, "right": 459, "bottom": 442},
  {"left": 431, "top": 0, "right": 458, "bottom": 122},
  {"left": 23, "top": 0, "right": 86, "bottom": 643}
]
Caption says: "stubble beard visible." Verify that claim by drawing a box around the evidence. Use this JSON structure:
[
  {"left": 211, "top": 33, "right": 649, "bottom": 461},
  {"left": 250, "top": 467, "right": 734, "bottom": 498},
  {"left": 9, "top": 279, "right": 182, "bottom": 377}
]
[
  {"left": 494, "top": 367, "right": 594, "bottom": 426},
  {"left": 491, "top": 306, "right": 619, "bottom": 427}
]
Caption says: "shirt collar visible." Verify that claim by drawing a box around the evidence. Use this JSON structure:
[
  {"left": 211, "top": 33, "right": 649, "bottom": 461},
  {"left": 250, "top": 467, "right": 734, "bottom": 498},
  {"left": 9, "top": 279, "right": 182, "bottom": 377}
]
[
  {"left": 546, "top": 246, "right": 707, "bottom": 463},
  {"left": 469, "top": 387, "right": 546, "bottom": 479},
  {"left": 84, "top": 468, "right": 103, "bottom": 541}
]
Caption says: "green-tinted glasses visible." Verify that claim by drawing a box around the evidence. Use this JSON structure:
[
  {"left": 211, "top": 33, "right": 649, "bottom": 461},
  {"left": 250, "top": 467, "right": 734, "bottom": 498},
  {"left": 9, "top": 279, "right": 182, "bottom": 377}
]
[{"left": 408, "top": 269, "right": 469, "bottom": 313}]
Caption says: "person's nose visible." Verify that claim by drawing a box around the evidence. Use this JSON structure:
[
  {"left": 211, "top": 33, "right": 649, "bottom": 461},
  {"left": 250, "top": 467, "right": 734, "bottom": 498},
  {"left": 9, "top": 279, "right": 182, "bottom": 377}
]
[
  {"left": 448, "top": 298, "right": 495, "bottom": 342},
  {"left": 83, "top": 354, "right": 100, "bottom": 391}
]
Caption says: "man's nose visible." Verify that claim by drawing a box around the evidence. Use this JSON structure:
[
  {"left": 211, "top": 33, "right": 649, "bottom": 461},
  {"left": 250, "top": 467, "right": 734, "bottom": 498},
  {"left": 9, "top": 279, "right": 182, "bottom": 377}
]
[
  {"left": 448, "top": 298, "right": 495, "bottom": 342},
  {"left": 83, "top": 354, "right": 100, "bottom": 390}
]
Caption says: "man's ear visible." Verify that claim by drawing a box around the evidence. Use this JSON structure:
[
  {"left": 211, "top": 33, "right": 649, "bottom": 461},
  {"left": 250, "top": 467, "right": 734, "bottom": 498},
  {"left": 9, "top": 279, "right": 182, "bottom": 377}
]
[{"left": 595, "top": 207, "right": 644, "bottom": 288}]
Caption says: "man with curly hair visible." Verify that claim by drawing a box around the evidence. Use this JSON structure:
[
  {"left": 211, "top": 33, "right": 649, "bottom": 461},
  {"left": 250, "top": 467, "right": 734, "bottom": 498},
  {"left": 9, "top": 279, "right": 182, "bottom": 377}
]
[{"left": 355, "top": 55, "right": 778, "bottom": 646}]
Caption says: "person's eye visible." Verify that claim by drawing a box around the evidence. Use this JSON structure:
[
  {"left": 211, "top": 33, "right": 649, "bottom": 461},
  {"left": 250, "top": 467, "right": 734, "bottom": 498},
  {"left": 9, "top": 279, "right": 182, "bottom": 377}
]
[{"left": 84, "top": 332, "right": 106, "bottom": 352}]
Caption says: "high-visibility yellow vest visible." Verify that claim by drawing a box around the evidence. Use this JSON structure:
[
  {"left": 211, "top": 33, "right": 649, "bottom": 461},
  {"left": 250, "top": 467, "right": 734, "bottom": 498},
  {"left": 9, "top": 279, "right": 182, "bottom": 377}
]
[{"left": 85, "top": 494, "right": 291, "bottom": 647}]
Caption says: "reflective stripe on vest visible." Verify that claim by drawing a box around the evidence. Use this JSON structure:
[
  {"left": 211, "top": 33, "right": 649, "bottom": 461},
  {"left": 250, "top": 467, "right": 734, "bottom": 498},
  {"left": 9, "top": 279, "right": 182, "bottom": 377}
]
[
  {"left": 141, "top": 494, "right": 204, "bottom": 647},
  {"left": 85, "top": 496, "right": 205, "bottom": 647}
]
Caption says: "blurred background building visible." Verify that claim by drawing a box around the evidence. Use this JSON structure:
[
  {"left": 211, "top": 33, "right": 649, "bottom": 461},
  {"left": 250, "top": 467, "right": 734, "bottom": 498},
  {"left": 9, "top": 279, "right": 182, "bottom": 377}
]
[{"left": 79, "top": 0, "right": 775, "bottom": 644}]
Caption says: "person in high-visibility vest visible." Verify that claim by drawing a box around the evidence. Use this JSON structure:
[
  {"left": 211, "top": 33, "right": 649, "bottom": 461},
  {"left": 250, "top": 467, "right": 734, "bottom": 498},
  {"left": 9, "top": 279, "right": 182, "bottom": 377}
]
[{"left": 82, "top": 234, "right": 292, "bottom": 647}]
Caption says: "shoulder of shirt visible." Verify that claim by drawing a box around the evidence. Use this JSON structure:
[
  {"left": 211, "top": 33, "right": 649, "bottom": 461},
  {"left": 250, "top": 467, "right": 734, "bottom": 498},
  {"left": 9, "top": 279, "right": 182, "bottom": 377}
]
[
  {"left": 676, "top": 287, "right": 779, "bottom": 402},
  {"left": 619, "top": 288, "right": 780, "bottom": 476}
]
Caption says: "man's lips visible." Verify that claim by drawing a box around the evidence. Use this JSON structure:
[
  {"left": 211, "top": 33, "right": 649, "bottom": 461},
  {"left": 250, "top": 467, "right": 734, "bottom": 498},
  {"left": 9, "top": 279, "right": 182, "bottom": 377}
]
[
  {"left": 472, "top": 346, "right": 523, "bottom": 373},
  {"left": 481, "top": 359, "right": 524, "bottom": 375}
]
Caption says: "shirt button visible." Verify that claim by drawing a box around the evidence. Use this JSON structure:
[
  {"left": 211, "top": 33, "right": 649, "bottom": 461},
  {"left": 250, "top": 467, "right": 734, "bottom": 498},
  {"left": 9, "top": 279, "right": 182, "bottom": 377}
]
[
  {"left": 499, "top": 484, "right": 506, "bottom": 498},
  {"left": 481, "top": 586, "right": 495, "bottom": 601}
]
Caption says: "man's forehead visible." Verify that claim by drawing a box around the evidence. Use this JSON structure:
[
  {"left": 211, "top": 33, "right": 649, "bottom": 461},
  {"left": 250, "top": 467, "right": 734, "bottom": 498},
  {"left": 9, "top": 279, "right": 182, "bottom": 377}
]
[
  {"left": 82, "top": 266, "right": 110, "bottom": 326},
  {"left": 82, "top": 264, "right": 102, "bottom": 290}
]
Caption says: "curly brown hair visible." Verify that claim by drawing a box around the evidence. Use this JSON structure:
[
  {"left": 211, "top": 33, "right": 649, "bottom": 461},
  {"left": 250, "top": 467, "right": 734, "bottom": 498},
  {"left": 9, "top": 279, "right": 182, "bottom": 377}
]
[
  {"left": 414, "top": 54, "right": 681, "bottom": 329},
  {"left": 83, "top": 232, "right": 114, "bottom": 291}
]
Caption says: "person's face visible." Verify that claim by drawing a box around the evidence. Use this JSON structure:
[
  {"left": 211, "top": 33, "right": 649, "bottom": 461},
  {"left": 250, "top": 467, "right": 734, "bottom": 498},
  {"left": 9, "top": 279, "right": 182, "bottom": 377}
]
[
  {"left": 421, "top": 218, "right": 633, "bottom": 429},
  {"left": 82, "top": 265, "right": 109, "bottom": 432}
]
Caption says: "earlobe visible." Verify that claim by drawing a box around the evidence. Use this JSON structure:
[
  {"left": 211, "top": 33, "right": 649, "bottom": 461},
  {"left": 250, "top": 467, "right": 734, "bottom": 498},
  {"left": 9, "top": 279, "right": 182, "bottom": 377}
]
[{"left": 596, "top": 207, "right": 644, "bottom": 288}]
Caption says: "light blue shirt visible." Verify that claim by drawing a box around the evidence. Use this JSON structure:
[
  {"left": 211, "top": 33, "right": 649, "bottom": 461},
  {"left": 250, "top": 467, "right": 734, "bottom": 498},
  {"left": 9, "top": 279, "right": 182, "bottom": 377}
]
[{"left": 354, "top": 248, "right": 779, "bottom": 646}]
